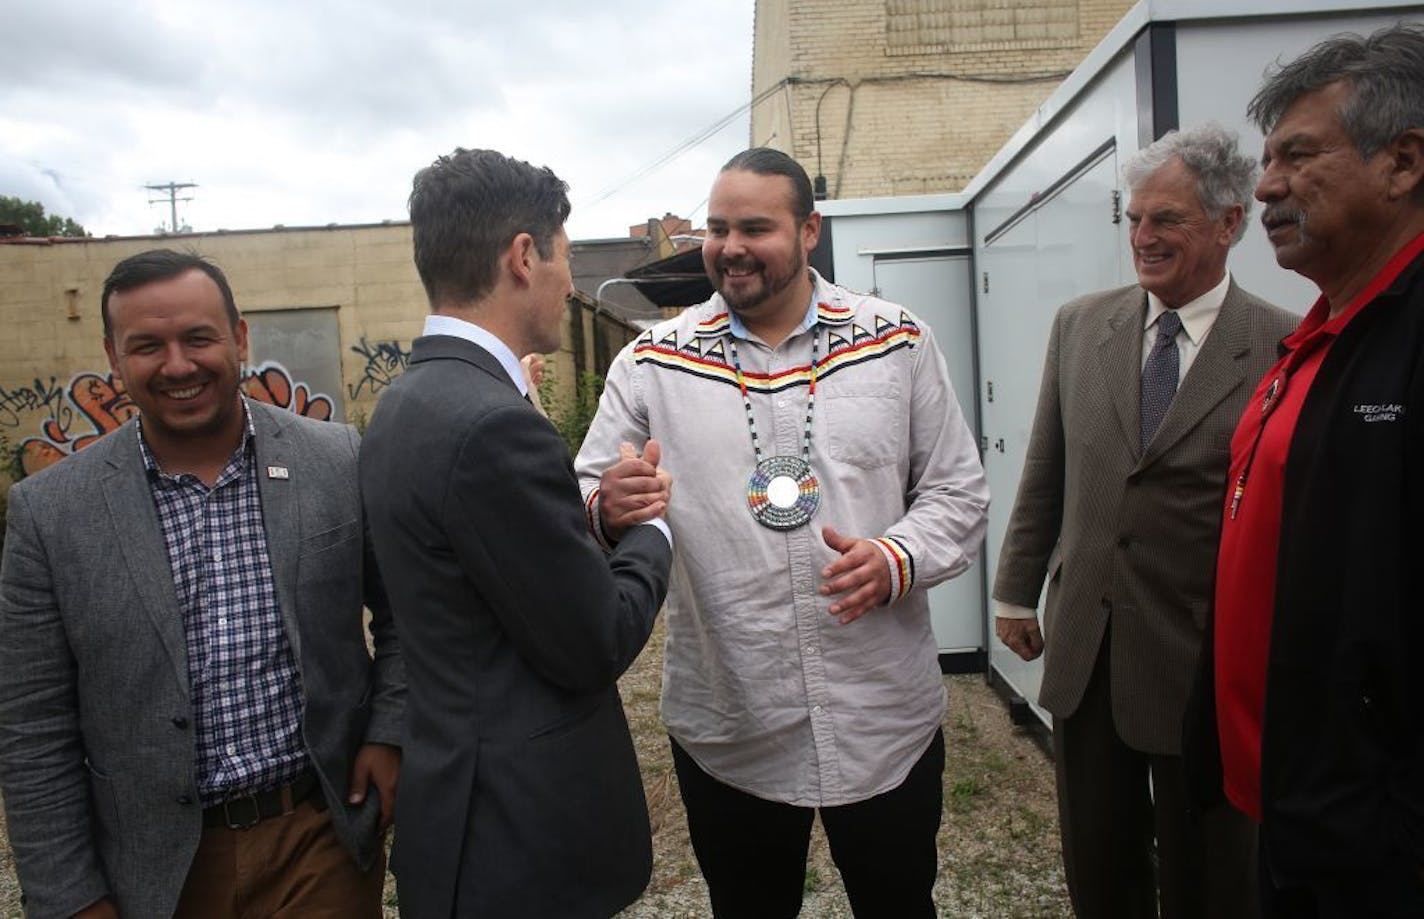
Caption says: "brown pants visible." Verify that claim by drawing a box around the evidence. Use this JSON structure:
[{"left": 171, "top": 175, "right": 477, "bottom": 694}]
[
  {"left": 1054, "top": 635, "right": 1258, "bottom": 919},
  {"left": 175, "top": 800, "right": 385, "bottom": 919}
]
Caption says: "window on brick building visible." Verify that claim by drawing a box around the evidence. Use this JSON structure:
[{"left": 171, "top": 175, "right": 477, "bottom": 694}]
[{"left": 884, "top": 0, "right": 1079, "bottom": 55}]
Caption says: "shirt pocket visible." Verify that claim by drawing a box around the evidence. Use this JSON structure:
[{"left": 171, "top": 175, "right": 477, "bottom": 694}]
[{"left": 823, "top": 383, "right": 903, "bottom": 469}]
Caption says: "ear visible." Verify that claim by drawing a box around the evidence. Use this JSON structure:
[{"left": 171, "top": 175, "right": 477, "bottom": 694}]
[
  {"left": 1218, "top": 203, "right": 1244, "bottom": 246},
  {"left": 1384, "top": 128, "right": 1424, "bottom": 201},
  {"left": 103, "top": 335, "right": 120, "bottom": 376},
  {"left": 801, "top": 211, "right": 823, "bottom": 253},
  {"left": 507, "top": 232, "right": 538, "bottom": 287},
  {"left": 234, "top": 317, "right": 249, "bottom": 364}
]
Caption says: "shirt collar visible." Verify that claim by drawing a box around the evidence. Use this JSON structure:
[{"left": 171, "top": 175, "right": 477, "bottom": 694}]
[
  {"left": 1287, "top": 229, "right": 1424, "bottom": 349},
  {"left": 138, "top": 397, "right": 255, "bottom": 478},
  {"left": 423, "top": 314, "right": 528, "bottom": 395},
  {"left": 726, "top": 291, "right": 820, "bottom": 342},
  {"left": 1145, "top": 271, "right": 1230, "bottom": 347}
]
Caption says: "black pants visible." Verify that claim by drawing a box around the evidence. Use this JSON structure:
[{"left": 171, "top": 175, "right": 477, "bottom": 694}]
[
  {"left": 1259, "top": 833, "right": 1424, "bottom": 919},
  {"left": 670, "top": 729, "right": 944, "bottom": 919}
]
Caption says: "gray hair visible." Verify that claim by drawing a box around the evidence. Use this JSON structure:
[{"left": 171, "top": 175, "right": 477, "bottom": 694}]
[
  {"left": 1248, "top": 22, "right": 1424, "bottom": 158},
  {"left": 1122, "top": 122, "right": 1257, "bottom": 244}
]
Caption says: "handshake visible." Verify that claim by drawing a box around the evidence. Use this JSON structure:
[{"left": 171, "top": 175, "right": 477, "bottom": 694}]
[{"left": 598, "top": 439, "right": 673, "bottom": 541}]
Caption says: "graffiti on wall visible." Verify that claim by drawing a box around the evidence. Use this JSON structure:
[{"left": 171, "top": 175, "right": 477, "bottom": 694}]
[
  {"left": 347, "top": 337, "right": 410, "bottom": 400},
  {"left": 2, "top": 361, "right": 333, "bottom": 477},
  {"left": 0, "top": 377, "right": 68, "bottom": 429}
]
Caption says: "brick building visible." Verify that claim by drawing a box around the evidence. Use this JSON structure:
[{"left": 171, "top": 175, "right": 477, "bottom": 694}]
[{"left": 752, "top": 0, "right": 1135, "bottom": 199}]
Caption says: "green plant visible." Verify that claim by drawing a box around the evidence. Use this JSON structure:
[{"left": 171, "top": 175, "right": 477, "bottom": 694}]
[
  {"left": 0, "top": 430, "right": 21, "bottom": 556},
  {"left": 0, "top": 430, "right": 20, "bottom": 483},
  {"left": 539, "top": 370, "right": 606, "bottom": 455}
]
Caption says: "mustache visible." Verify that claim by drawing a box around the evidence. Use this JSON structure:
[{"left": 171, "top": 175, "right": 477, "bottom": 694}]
[
  {"left": 715, "top": 256, "right": 762, "bottom": 273},
  {"left": 1261, "top": 204, "right": 1306, "bottom": 228}
]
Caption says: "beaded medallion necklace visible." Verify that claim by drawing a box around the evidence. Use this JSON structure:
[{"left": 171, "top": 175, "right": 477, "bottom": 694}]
[{"left": 726, "top": 324, "right": 822, "bottom": 530}]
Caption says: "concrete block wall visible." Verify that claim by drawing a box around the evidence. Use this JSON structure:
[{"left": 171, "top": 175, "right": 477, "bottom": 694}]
[{"left": 752, "top": 0, "right": 1135, "bottom": 200}]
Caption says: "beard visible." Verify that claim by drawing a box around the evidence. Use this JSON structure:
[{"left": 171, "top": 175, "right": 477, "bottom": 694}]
[{"left": 713, "top": 244, "right": 806, "bottom": 315}]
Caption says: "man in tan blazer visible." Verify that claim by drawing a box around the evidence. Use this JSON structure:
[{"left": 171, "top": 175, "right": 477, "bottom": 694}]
[{"left": 993, "top": 124, "right": 1297, "bottom": 918}]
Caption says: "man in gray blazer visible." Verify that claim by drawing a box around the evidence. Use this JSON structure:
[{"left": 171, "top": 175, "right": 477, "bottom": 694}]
[
  {"left": 0, "top": 249, "right": 403, "bottom": 918},
  {"left": 993, "top": 124, "right": 1297, "bottom": 918},
  {"left": 360, "top": 148, "right": 673, "bottom": 918}
]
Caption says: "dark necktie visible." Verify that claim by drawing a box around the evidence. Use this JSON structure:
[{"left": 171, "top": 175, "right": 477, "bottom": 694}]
[{"left": 1140, "top": 310, "right": 1182, "bottom": 451}]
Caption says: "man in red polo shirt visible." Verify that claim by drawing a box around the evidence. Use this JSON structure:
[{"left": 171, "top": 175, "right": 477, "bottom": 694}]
[{"left": 1190, "top": 22, "right": 1424, "bottom": 917}]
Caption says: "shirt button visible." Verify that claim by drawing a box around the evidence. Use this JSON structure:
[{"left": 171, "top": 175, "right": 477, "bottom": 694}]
[
  {"left": 777, "top": 399, "right": 787, "bottom": 408},
  {"left": 812, "top": 705, "right": 823, "bottom": 714},
  {"left": 171, "top": 716, "right": 188, "bottom": 729},
  {"left": 226, "top": 744, "right": 237, "bottom": 755},
  {"left": 177, "top": 794, "right": 193, "bottom": 806},
  {"left": 213, "top": 551, "right": 223, "bottom": 562}
]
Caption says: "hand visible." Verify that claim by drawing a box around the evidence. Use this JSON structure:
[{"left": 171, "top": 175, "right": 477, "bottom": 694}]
[
  {"left": 996, "top": 617, "right": 1044, "bottom": 661},
  {"left": 598, "top": 440, "right": 672, "bottom": 542},
  {"left": 520, "top": 353, "right": 546, "bottom": 389},
  {"left": 74, "top": 897, "right": 120, "bottom": 919},
  {"left": 347, "top": 742, "right": 401, "bottom": 832},
  {"left": 819, "top": 525, "right": 892, "bottom": 625},
  {"left": 520, "top": 354, "right": 547, "bottom": 416}
]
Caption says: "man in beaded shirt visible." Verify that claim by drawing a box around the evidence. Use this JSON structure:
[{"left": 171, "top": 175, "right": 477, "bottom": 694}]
[{"left": 575, "top": 148, "right": 988, "bottom": 917}]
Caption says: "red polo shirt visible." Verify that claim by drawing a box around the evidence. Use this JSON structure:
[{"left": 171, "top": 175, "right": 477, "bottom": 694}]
[{"left": 1214, "top": 231, "right": 1424, "bottom": 821}]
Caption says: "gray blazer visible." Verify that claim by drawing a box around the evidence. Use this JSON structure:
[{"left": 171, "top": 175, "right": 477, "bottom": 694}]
[
  {"left": 0, "top": 400, "right": 404, "bottom": 919},
  {"left": 993, "top": 281, "right": 1296, "bottom": 753}
]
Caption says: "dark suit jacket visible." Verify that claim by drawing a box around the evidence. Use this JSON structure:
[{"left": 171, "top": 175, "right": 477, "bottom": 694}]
[
  {"left": 360, "top": 334, "right": 672, "bottom": 919},
  {"left": 993, "top": 281, "right": 1295, "bottom": 753},
  {"left": 0, "top": 400, "right": 404, "bottom": 919}
]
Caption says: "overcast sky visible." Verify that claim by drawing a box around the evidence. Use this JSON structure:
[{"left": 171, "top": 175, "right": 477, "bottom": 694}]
[{"left": 1, "top": 0, "right": 758, "bottom": 241}]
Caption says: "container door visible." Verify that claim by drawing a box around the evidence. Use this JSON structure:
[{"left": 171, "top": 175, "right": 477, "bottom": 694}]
[
  {"left": 977, "top": 149, "right": 1124, "bottom": 722},
  {"left": 872, "top": 253, "right": 983, "bottom": 663}
]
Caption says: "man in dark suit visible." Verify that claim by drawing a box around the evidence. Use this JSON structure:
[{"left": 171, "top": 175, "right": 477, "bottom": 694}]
[
  {"left": 993, "top": 125, "right": 1297, "bottom": 918},
  {"left": 0, "top": 249, "right": 404, "bottom": 918},
  {"left": 360, "top": 148, "right": 674, "bottom": 918}
]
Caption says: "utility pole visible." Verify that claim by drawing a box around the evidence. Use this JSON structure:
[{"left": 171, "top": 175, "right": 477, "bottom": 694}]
[{"left": 145, "top": 181, "right": 197, "bottom": 233}]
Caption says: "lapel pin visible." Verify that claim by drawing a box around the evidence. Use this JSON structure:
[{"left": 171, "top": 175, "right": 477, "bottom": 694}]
[{"left": 266, "top": 465, "right": 290, "bottom": 480}]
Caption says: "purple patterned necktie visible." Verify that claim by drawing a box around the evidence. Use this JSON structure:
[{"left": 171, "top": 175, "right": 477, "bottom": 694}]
[{"left": 1140, "top": 309, "right": 1182, "bottom": 451}]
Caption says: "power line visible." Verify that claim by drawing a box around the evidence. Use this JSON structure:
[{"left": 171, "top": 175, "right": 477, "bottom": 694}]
[
  {"left": 577, "top": 80, "right": 790, "bottom": 210},
  {"left": 145, "top": 181, "right": 196, "bottom": 234}
]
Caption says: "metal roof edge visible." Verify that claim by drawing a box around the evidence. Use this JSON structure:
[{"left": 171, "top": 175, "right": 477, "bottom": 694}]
[{"left": 818, "top": 191, "right": 970, "bottom": 217}]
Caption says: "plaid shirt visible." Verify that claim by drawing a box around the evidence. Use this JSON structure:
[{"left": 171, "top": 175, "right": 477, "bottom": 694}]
[{"left": 139, "top": 405, "right": 307, "bottom": 804}]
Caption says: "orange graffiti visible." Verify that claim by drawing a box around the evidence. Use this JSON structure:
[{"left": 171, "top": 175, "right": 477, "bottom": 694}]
[
  {"left": 241, "top": 365, "right": 333, "bottom": 421},
  {"left": 17, "top": 362, "right": 334, "bottom": 477}
]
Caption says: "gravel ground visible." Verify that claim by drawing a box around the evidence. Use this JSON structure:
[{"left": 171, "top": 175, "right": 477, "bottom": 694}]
[{"left": 1, "top": 618, "right": 1069, "bottom": 918}]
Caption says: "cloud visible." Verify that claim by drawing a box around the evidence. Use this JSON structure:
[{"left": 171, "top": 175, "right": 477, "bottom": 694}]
[{"left": 0, "top": 0, "right": 755, "bottom": 238}]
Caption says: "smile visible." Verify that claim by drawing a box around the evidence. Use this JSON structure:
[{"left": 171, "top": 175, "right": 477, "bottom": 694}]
[{"left": 162, "top": 384, "right": 205, "bottom": 400}]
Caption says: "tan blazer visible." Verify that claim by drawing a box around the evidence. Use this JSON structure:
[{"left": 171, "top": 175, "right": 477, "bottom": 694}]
[{"left": 993, "top": 280, "right": 1296, "bottom": 754}]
